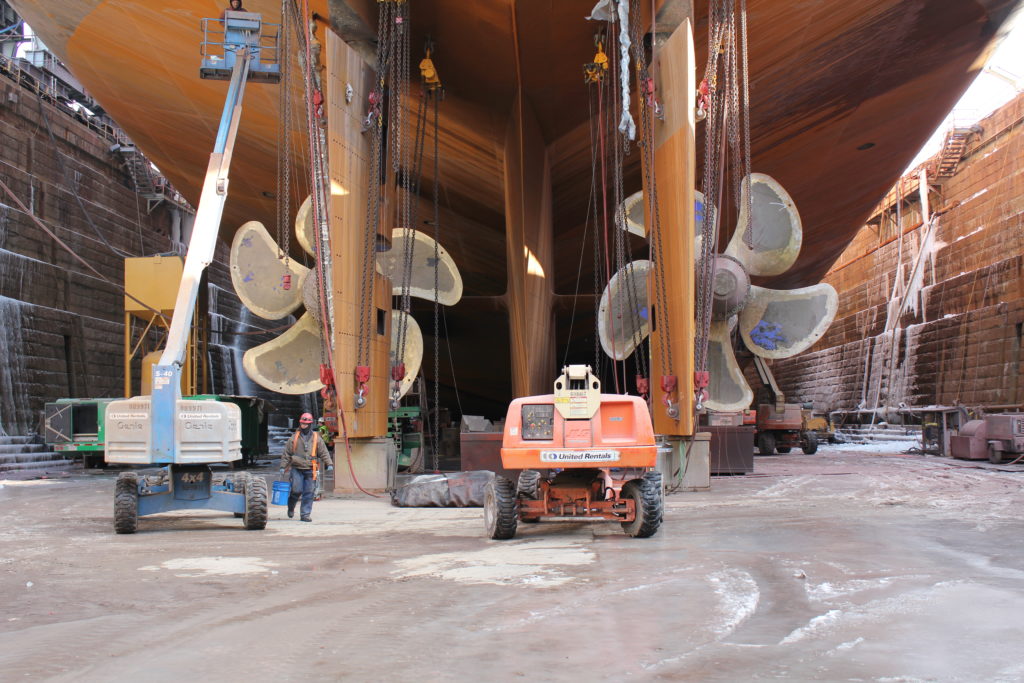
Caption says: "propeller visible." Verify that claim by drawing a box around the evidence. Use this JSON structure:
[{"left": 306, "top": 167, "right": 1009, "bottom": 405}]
[
  {"left": 229, "top": 197, "right": 463, "bottom": 397},
  {"left": 597, "top": 173, "right": 838, "bottom": 411}
]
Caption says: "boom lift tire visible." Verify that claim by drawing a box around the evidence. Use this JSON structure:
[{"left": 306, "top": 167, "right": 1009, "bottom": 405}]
[
  {"left": 517, "top": 469, "right": 541, "bottom": 499},
  {"left": 484, "top": 475, "right": 518, "bottom": 540},
  {"left": 621, "top": 473, "right": 663, "bottom": 538},
  {"left": 243, "top": 475, "right": 269, "bottom": 530},
  {"left": 757, "top": 431, "right": 776, "bottom": 455},
  {"left": 232, "top": 472, "right": 249, "bottom": 518},
  {"left": 801, "top": 432, "right": 819, "bottom": 455},
  {"left": 114, "top": 472, "right": 139, "bottom": 535}
]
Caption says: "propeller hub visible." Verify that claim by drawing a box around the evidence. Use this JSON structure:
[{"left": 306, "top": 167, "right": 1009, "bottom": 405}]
[{"left": 711, "top": 254, "right": 750, "bottom": 319}]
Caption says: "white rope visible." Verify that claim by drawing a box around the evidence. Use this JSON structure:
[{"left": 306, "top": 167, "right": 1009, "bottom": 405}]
[
  {"left": 585, "top": 0, "right": 635, "bottom": 140},
  {"left": 615, "top": 0, "right": 635, "bottom": 140}
]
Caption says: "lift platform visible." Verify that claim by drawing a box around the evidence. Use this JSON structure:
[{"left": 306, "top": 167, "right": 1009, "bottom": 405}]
[{"left": 103, "top": 12, "right": 279, "bottom": 533}]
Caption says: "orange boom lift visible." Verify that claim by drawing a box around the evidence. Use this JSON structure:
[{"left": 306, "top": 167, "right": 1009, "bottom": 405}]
[{"left": 486, "top": 365, "right": 663, "bottom": 539}]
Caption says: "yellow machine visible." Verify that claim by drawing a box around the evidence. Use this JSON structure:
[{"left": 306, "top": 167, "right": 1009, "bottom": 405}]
[{"left": 123, "top": 255, "right": 208, "bottom": 397}]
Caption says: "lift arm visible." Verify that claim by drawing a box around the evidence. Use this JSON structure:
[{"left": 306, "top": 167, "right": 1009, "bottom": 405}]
[{"left": 150, "top": 12, "right": 271, "bottom": 462}]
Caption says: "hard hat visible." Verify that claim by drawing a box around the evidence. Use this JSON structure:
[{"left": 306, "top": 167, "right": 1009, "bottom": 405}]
[
  {"left": 317, "top": 417, "right": 325, "bottom": 424},
  {"left": 299, "top": 412, "right": 314, "bottom": 424}
]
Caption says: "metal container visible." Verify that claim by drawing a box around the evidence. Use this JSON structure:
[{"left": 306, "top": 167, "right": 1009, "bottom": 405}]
[
  {"left": 705, "top": 425, "right": 755, "bottom": 475},
  {"left": 950, "top": 420, "right": 989, "bottom": 460}
]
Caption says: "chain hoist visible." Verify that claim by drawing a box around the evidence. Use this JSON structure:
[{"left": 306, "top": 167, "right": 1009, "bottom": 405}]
[{"left": 695, "top": 0, "right": 753, "bottom": 411}]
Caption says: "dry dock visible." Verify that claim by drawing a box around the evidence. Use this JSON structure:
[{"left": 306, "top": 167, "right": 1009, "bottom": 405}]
[{"left": 2, "top": 447, "right": 1023, "bottom": 681}]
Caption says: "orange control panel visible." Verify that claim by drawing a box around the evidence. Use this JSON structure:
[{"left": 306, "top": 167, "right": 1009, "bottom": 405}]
[{"left": 501, "top": 393, "right": 657, "bottom": 469}]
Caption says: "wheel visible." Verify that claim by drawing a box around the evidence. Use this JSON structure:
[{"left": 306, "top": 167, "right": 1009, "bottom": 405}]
[
  {"left": 988, "top": 444, "right": 1002, "bottom": 464},
  {"left": 517, "top": 470, "right": 540, "bottom": 499},
  {"left": 517, "top": 470, "right": 542, "bottom": 522},
  {"left": 243, "top": 475, "right": 269, "bottom": 530},
  {"left": 801, "top": 432, "right": 819, "bottom": 455},
  {"left": 621, "top": 473, "right": 663, "bottom": 538},
  {"left": 114, "top": 472, "right": 139, "bottom": 534},
  {"left": 777, "top": 447, "right": 792, "bottom": 454},
  {"left": 757, "top": 431, "right": 776, "bottom": 455},
  {"left": 232, "top": 473, "right": 249, "bottom": 518},
  {"left": 484, "top": 476, "right": 518, "bottom": 540}
]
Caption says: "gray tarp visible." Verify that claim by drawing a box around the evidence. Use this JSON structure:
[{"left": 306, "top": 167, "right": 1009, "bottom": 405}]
[{"left": 390, "top": 470, "right": 495, "bottom": 508}]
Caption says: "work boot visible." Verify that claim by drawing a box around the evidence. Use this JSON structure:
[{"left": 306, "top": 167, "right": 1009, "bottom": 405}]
[
  {"left": 287, "top": 507, "right": 295, "bottom": 519},
  {"left": 300, "top": 516, "right": 312, "bottom": 522}
]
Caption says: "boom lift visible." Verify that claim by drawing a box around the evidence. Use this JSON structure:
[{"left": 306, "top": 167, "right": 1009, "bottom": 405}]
[
  {"left": 489, "top": 366, "right": 663, "bottom": 539},
  {"left": 103, "top": 11, "right": 280, "bottom": 533}
]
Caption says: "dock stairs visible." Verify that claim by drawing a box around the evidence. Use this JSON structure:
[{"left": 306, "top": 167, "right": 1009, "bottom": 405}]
[
  {"left": 0, "top": 435, "right": 74, "bottom": 474},
  {"left": 933, "top": 127, "right": 976, "bottom": 178}
]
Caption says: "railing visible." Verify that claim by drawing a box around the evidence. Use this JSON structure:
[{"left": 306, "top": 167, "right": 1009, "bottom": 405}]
[
  {"left": 0, "top": 52, "right": 193, "bottom": 212},
  {"left": 199, "top": 16, "right": 281, "bottom": 71}
]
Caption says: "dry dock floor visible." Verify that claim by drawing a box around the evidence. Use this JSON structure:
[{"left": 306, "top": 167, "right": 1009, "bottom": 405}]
[{"left": 2, "top": 447, "right": 1024, "bottom": 681}]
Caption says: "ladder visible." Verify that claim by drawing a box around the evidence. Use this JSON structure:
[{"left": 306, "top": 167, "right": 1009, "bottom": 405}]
[{"left": 934, "top": 127, "right": 974, "bottom": 178}]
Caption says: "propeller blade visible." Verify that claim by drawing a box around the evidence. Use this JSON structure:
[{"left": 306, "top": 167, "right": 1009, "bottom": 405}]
[
  {"left": 598, "top": 260, "right": 650, "bottom": 361},
  {"left": 294, "top": 195, "right": 317, "bottom": 257},
  {"left": 739, "top": 283, "right": 838, "bottom": 359},
  {"left": 622, "top": 190, "right": 646, "bottom": 237},
  {"left": 390, "top": 311, "right": 424, "bottom": 400},
  {"left": 242, "top": 313, "right": 325, "bottom": 394},
  {"left": 725, "top": 173, "right": 802, "bottom": 277},
  {"left": 704, "top": 320, "right": 754, "bottom": 412},
  {"left": 376, "top": 228, "right": 464, "bottom": 306},
  {"left": 230, "top": 221, "right": 309, "bottom": 320}
]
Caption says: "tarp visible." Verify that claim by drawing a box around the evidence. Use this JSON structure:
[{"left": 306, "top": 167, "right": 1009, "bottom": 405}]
[{"left": 390, "top": 470, "right": 495, "bottom": 507}]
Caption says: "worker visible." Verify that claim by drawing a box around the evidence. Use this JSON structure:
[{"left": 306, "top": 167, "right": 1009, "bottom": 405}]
[
  {"left": 317, "top": 416, "right": 335, "bottom": 449},
  {"left": 279, "top": 412, "right": 333, "bottom": 522},
  {"left": 220, "top": 0, "right": 247, "bottom": 21}
]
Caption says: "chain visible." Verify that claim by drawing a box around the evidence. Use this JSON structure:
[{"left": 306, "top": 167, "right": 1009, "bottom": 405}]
[
  {"left": 739, "top": 0, "right": 753, "bottom": 249},
  {"left": 358, "top": 0, "right": 395, "bottom": 367},
  {"left": 279, "top": 0, "right": 292, "bottom": 268},
  {"left": 431, "top": 91, "right": 441, "bottom": 473},
  {"left": 623, "top": 0, "right": 648, "bottom": 385},
  {"left": 589, "top": 81, "right": 602, "bottom": 376},
  {"left": 695, "top": 0, "right": 753, "bottom": 377}
]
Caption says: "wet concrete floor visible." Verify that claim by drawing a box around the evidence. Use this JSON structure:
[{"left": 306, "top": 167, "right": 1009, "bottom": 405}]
[{"left": 1, "top": 446, "right": 1023, "bottom": 681}]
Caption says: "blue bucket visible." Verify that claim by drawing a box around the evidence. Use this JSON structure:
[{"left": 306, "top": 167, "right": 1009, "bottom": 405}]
[{"left": 271, "top": 480, "right": 291, "bottom": 506}]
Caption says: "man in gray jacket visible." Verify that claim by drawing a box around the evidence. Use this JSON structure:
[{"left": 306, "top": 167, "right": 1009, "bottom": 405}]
[{"left": 279, "top": 412, "right": 333, "bottom": 521}]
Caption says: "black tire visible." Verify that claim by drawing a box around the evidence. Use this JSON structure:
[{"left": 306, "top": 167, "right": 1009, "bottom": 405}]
[
  {"left": 244, "top": 475, "right": 269, "bottom": 530},
  {"left": 621, "top": 473, "right": 663, "bottom": 538},
  {"left": 484, "top": 476, "right": 518, "bottom": 540},
  {"left": 757, "top": 431, "right": 776, "bottom": 455},
  {"left": 114, "top": 472, "right": 139, "bottom": 535},
  {"left": 801, "top": 432, "right": 819, "bottom": 455},
  {"left": 517, "top": 470, "right": 541, "bottom": 499},
  {"left": 777, "top": 447, "right": 792, "bottom": 454},
  {"left": 232, "top": 473, "right": 249, "bottom": 518}
]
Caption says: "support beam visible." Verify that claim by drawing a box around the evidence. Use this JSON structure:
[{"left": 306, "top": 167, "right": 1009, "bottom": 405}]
[
  {"left": 647, "top": 15, "right": 696, "bottom": 436},
  {"left": 325, "top": 28, "right": 389, "bottom": 437},
  {"left": 502, "top": 92, "right": 555, "bottom": 397}
]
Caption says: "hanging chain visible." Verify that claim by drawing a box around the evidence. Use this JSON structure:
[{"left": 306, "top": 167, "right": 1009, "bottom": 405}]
[
  {"left": 278, "top": 0, "right": 292, "bottom": 269},
  {"left": 738, "top": 0, "right": 754, "bottom": 248},
  {"left": 695, "top": 0, "right": 753, "bottom": 382},
  {"left": 431, "top": 92, "right": 441, "bottom": 473},
  {"left": 589, "top": 81, "right": 603, "bottom": 376},
  {"left": 358, "top": 0, "right": 397, "bottom": 369}
]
